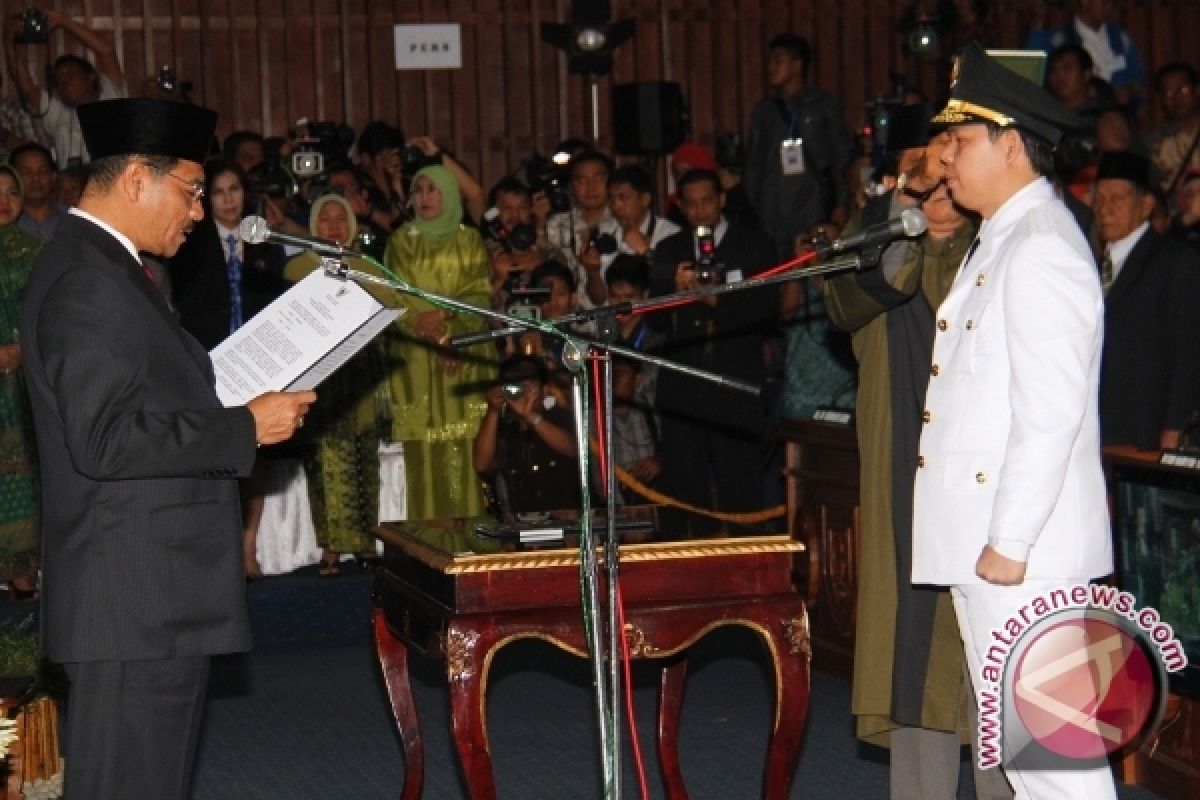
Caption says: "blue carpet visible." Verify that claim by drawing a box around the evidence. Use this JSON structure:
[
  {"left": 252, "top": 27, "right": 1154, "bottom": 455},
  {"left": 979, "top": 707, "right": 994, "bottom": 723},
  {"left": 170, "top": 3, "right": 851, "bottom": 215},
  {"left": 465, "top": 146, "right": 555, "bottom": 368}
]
[{"left": 187, "top": 570, "right": 1165, "bottom": 799}]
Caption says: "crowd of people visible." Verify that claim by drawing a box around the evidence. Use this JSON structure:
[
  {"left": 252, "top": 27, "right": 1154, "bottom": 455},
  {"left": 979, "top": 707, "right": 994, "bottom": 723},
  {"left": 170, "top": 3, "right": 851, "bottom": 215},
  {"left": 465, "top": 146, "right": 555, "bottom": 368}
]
[
  {"left": 0, "top": 11, "right": 1194, "bottom": 588},
  {"left": 0, "top": 4, "right": 1196, "bottom": 798}
]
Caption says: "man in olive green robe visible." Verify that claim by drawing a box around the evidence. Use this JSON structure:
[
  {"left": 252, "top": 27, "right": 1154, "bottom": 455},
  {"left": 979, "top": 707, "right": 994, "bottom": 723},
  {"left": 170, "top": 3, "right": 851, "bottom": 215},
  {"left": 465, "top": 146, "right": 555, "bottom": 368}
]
[{"left": 824, "top": 106, "right": 1007, "bottom": 799}]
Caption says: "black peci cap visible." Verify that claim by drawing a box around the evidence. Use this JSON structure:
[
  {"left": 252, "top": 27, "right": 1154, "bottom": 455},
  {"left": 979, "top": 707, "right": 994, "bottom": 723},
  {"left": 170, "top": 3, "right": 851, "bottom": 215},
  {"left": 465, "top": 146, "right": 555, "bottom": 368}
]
[
  {"left": 1095, "top": 151, "right": 1152, "bottom": 190},
  {"left": 77, "top": 98, "right": 217, "bottom": 164},
  {"left": 931, "top": 42, "right": 1085, "bottom": 146},
  {"left": 884, "top": 102, "right": 935, "bottom": 155}
]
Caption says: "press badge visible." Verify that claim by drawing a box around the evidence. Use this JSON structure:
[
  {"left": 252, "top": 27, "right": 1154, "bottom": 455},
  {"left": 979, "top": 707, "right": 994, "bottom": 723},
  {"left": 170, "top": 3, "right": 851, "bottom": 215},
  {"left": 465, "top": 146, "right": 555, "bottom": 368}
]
[{"left": 780, "top": 138, "right": 805, "bottom": 175}]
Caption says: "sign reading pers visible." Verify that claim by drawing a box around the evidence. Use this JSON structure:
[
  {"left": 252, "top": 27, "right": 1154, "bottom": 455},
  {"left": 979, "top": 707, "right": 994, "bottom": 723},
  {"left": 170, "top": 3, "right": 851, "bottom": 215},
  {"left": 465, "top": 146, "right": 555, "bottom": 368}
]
[{"left": 394, "top": 24, "right": 462, "bottom": 70}]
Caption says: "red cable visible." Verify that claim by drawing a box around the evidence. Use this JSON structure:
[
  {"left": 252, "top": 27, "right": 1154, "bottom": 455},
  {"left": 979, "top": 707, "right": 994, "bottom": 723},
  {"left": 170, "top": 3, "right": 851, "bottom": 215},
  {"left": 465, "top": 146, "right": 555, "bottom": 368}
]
[
  {"left": 589, "top": 356, "right": 609, "bottom": 493},
  {"left": 630, "top": 248, "right": 819, "bottom": 316},
  {"left": 617, "top": 583, "right": 650, "bottom": 799}
]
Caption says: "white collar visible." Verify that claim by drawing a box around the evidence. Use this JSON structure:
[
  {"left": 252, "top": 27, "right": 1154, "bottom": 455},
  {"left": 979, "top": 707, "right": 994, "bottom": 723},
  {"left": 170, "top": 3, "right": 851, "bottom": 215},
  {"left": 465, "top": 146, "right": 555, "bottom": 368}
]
[
  {"left": 69, "top": 207, "right": 141, "bottom": 264},
  {"left": 1106, "top": 221, "right": 1149, "bottom": 270}
]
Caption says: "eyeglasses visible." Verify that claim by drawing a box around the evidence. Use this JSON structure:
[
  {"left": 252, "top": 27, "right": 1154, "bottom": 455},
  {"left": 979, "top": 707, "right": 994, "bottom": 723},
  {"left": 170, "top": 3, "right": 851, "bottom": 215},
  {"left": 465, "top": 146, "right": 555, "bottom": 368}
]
[{"left": 162, "top": 171, "right": 206, "bottom": 204}]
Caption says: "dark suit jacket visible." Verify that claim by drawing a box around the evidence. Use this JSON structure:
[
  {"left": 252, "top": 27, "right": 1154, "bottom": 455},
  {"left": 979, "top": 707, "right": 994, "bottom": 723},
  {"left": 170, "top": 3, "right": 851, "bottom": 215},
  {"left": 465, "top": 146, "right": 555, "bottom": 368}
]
[
  {"left": 650, "top": 221, "right": 777, "bottom": 435},
  {"left": 169, "top": 219, "right": 287, "bottom": 350},
  {"left": 21, "top": 214, "right": 258, "bottom": 663},
  {"left": 1101, "top": 227, "right": 1200, "bottom": 450}
]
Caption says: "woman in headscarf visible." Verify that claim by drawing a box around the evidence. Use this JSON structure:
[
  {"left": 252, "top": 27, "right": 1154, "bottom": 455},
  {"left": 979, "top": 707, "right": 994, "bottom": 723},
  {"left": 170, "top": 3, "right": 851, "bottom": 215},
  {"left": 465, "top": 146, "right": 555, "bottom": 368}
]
[
  {"left": 0, "top": 164, "right": 43, "bottom": 599},
  {"left": 383, "top": 164, "right": 492, "bottom": 520},
  {"left": 283, "top": 191, "right": 394, "bottom": 574}
]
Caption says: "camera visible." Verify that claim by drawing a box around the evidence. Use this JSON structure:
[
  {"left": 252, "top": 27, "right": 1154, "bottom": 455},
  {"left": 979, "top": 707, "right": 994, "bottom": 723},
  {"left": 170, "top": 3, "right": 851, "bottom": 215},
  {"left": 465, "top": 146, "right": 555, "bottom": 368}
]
[
  {"left": 525, "top": 154, "right": 572, "bottom": 215},
  {"left": 501, "top": 382, "right": 525, "bottom": 399},
  {"left": 15, "top": 9, "right": 48, "bottom": 45},
  {"left": 402, "top": 145, "right": 442, "bottom": 176},
  {"left": 507, "top": 286, "right": 551, "bottom": 321},
  {"left": 587, "top": 229, "right": 618, "bottom": 256},
  {"left": 248, "top": 139, "right": 299, "bottom": 201},
  {"left": 694, "top": 225, "right": 722, "bottom": 284},
  {"left": 289, "top": 119, "right": 355, "bottom": 179},
  {"left": 354, "top": 227, "right": 380, "bottom": 256},
  {"left": 807, "top": 227, "right": 833, "bottom": 251},
  {"left": 483, "top": 207, "right": 537, "bottom": 252},
  {"left": 157, "top": 65, "right": 176, "bottom": 92}
]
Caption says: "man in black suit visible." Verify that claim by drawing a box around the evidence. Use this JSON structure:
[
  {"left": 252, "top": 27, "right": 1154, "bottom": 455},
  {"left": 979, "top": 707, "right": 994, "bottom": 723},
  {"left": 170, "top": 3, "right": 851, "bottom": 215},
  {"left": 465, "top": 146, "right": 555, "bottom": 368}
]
[
  {"left": 1094, "top": 150, "right": 1200, "bottom": 450},
  {"left": 650, "top": 169, "right": 777, "bottom": 535},
  {"left": 20, "top": 98, "right": 315, "bottom": 799}
]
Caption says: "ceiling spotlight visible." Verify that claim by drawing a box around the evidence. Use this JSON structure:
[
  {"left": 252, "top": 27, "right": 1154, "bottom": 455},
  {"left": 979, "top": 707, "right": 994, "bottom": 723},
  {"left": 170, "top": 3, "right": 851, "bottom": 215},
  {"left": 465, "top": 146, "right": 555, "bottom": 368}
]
[
  {"left": 576, "top": 28, "right": 607, "bottom": 52},
  {"left": 908, "top": 18, "right": 939, "bottom": 58},
  {"left": 540, "top": 0, "right": 634, "bottom": 77}
]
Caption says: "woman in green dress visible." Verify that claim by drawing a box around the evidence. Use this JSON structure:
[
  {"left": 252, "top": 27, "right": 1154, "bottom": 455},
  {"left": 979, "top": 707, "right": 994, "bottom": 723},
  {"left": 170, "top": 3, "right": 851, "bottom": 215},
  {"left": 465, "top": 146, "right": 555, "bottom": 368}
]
[
  {"left": 0, "top": 164, "right": 42, "bottom": 598},
  {"left": 382, "top": 165, "right": 492, "bottom": 520},
  {"left": 284, "top": 192, "right": 393, "bottom": 572}
]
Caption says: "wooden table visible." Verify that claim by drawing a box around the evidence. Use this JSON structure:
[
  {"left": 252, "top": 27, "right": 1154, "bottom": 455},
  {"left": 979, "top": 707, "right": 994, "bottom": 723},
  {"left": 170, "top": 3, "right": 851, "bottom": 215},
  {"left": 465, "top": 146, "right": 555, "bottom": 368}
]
[{"left": 372, "top": 514, "right": 810, "bottom": 799}]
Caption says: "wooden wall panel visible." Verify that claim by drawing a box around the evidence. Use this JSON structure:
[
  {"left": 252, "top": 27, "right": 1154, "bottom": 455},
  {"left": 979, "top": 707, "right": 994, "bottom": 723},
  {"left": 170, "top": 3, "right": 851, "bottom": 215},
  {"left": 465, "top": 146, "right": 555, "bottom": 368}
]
[{"left": 1, "top": 1, "right": 1198, "bottom": 190}]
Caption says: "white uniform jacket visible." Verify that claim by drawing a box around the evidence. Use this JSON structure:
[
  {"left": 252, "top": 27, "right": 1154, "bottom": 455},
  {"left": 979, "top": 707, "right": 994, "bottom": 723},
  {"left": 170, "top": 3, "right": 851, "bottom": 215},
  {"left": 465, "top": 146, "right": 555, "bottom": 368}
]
[{"left": 912, "top": 178, "right": 1113, "bottom": 586}]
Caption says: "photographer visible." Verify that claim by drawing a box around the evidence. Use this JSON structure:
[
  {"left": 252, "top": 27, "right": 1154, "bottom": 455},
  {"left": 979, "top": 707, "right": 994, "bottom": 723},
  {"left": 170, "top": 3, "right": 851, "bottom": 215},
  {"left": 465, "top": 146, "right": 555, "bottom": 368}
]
[
  {"left": 606, "top": 165, "right": 679, "bottom": 270},
  {"left": 5, "top": 7, "right": 127, "bottom": 168},
  {"left": 484, "top": 177, "right": 546, "bottom": 303},
  {"left": 650, "top": 169, "right": 777, "bottom": 536},
  {"left": 544, "top": 149, "right": 619, "bottom": 307},
  {"left": 224, "top": 130, "right": 266, "bottom": 175},
  {"left": 356, "top": 120, "right": 406, "bottom": 223},
  {"left": 473, "top": 356, "right": 579, "bottom": 515}
]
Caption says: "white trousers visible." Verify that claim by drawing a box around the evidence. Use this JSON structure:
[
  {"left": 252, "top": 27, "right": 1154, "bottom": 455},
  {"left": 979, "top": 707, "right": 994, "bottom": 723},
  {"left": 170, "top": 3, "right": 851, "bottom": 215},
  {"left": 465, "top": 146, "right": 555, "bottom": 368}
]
[{"left": 951, "top": 582, "right": 1118, "bottom": 800}]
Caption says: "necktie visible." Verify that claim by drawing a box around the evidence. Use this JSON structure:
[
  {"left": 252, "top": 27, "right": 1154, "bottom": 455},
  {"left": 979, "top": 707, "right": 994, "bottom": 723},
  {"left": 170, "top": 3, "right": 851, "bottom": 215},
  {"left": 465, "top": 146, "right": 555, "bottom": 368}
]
[
  {"left": 1101, "top": 250, "right": 1115, "bottom": 295},
  {"left": 226, "top": 234, "right": 244, "bottom": 333},
  {"left": 957, "top": 237, "right": 980, "bottom": 279}
]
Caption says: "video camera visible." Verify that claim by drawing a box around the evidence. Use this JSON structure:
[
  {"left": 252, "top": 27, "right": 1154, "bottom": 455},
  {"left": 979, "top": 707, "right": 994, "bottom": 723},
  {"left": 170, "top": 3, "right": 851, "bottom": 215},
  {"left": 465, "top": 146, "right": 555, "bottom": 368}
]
[
  {"left": 248, "top": 138, "right": 299, "bottom": 201},
  {"left": 290, "top": 119, "right": 355, "bottom": 179}
]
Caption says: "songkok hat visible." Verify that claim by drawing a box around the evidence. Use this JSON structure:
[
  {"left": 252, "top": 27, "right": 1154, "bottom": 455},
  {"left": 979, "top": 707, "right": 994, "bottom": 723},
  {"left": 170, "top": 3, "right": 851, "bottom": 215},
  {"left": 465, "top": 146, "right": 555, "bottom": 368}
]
[
  {"left": 77, "top": 98, "right": 217, "bottom": 164},
  {"left": 884, "top": 103, "right": 935, "bottom": 154},
  {"left": 931, "top": 42, "right": 1085, "bottom": 146},
  {"left": 1095, "top": 151, "right": 1152, "bottom": 190}
]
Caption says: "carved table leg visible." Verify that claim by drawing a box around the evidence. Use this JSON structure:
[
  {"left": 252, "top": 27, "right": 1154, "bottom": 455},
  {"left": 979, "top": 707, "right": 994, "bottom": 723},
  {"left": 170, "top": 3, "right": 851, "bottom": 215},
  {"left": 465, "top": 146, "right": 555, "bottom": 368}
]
[
  {"left": 373, "top": 606, "right": 424, "bottom": 800},
  {"left": 446, "top": 623, "right": 497, "bottom": 800},
  {"left": 762, "top": 608, "right": 812, "bottom": 800},
  {"left": 657, "top": 658, "right": 690, "bottom": 800}
]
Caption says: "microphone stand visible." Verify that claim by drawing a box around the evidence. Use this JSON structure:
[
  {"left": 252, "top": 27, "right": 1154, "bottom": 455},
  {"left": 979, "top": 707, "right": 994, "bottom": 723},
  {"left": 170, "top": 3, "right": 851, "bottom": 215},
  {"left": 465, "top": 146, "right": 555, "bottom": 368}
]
[{"left": 323, "top": 248, "right": 866, "bottom": 800}]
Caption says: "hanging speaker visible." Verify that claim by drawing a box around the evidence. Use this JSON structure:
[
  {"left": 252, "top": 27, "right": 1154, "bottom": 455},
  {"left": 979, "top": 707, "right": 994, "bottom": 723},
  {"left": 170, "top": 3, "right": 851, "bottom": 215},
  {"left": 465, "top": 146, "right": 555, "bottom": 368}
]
[{"left": 611, "top": 82, "right": 688, "bottom": 155}]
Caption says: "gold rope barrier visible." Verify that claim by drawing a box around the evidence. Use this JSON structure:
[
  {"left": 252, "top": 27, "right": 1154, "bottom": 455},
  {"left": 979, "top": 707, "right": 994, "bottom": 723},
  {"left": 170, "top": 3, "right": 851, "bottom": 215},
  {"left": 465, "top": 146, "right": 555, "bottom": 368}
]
[{"left": 590, "top": 438, "right": 785, "bottom": 524}]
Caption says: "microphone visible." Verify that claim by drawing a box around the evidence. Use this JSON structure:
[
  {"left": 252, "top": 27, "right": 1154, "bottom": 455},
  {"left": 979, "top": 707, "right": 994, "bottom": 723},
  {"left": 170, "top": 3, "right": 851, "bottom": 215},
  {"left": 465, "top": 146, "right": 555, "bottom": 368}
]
[
  {"left": 826, "top": 208, "right": 927, "bottom": 254},
  {"left": 238, "top": 216, "right": 359, "bottom": 258}
]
